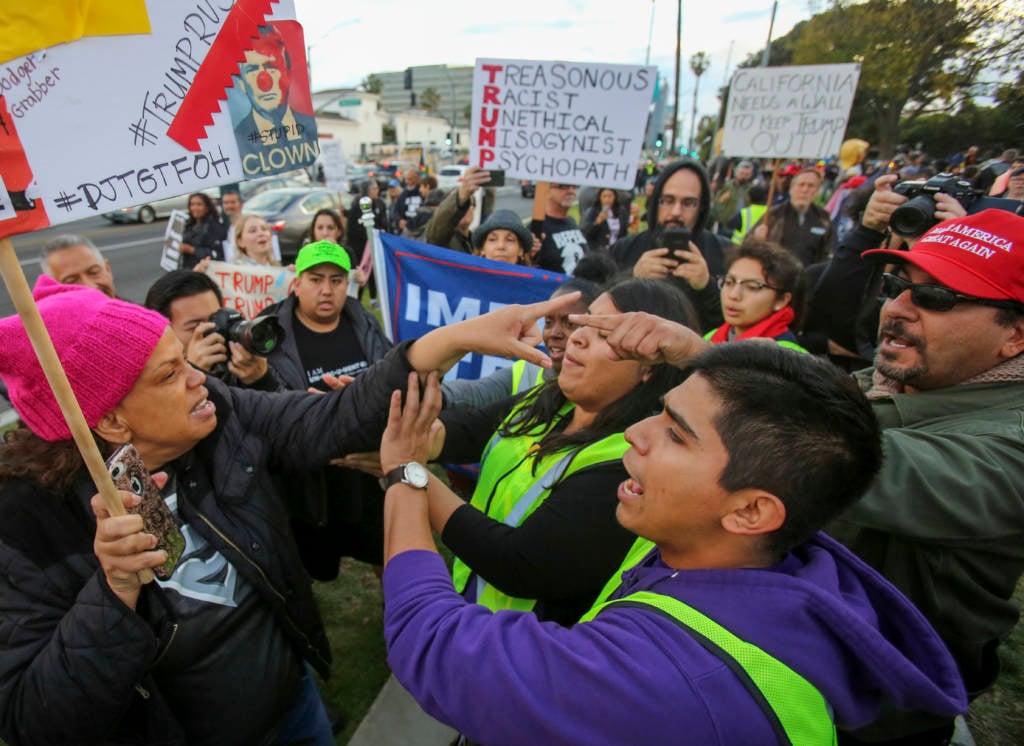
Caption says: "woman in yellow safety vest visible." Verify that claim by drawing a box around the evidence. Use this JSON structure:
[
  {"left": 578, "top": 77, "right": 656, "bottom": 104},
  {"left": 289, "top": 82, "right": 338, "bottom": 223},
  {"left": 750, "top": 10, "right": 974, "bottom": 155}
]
[
  {"left": 425, "top": 278, "right": 698, "bottom": 625},
  {"left": 706, "top": 239, "right": 808, "bottom": 353}
]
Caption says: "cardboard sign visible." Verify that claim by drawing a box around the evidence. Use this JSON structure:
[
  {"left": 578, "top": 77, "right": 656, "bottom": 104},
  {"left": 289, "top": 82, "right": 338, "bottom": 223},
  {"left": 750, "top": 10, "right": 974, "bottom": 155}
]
[
  {"left": 160, "top": 209, "right": 188, "bottom": 271},
  {"left": 721, "top": 64, "right": 861, "bottom": 159},
  {"left": 374, "top": 232, "right": 565, "bottom": 381},
  {"left": 0, "top": 0, "right": 319, "bottom": 240},
  {"left": 205, "top": 259, "right": 294, "bottom": 319},
  {"left": 470, "top": 58, "right": 656, "bottom": 190},
  {"left": 320, "top": 139, "right": 347, "bottom": 193}
]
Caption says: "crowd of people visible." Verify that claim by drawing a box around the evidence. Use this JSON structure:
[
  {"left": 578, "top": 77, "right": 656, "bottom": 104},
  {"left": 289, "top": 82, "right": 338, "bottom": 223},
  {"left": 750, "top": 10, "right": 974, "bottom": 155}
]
[{"left": 1, "top": 137, "right": 1023, "bottom": 745}]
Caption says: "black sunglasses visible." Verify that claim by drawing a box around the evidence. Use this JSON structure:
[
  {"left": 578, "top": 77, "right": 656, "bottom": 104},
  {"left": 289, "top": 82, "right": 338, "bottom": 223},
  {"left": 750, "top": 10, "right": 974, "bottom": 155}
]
[{"left": 880, "top": 273, "right": 1022, "bottom": 312}]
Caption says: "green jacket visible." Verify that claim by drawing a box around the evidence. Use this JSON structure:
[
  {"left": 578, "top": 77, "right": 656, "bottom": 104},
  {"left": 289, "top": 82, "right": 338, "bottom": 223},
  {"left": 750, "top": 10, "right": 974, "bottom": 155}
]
[{"left": 829, "top": 367, "right": 1024, "bottom": 696}]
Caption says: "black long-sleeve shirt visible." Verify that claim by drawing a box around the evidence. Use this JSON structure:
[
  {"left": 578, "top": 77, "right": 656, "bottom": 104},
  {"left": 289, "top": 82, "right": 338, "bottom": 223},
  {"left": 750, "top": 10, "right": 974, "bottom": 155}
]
[{"left": 438, "top": 399, "right": 637, "bottom": 626}]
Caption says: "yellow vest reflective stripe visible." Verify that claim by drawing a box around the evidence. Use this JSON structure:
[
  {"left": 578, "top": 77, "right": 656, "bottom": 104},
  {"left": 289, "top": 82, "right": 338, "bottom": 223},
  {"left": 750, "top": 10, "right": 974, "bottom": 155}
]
[
  {"left": 451, "top": 401, "right": 629, "bottom": 613},
  {"left": 510, "top": 359, "right": 546, "bottom": 396},
  {"left": 590, "top": 536, "right": 656, "bottom": 608},
  {"left": 580, "top": 590, "right": 837, "bottom": 746}
]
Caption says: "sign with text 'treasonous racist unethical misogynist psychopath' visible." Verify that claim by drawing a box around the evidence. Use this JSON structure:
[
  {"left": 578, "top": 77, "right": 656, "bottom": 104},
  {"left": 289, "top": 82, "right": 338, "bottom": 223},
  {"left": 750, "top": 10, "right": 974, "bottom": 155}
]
[
  {"left": 469, "top": 58, "right": 657, "bottom": 191},
  {"left": 0, "top": 0, "right": 319, "bottom": 240},
  {"left": 721, "top": 63, "right": 861, "bottom": 160}
]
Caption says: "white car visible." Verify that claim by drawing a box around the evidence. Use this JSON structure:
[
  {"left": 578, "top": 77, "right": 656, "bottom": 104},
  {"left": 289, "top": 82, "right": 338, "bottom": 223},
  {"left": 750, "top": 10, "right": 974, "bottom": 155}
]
[{"left": 436, "top": 164, "right": 469, "bottom": 191}]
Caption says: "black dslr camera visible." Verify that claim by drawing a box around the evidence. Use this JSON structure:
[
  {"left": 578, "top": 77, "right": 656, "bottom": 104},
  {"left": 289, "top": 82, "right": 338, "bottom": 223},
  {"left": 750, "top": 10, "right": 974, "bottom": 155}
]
[
  {"left": 891, "top": 173, "right": 975, "bottom": 236},
  {"left": 205, "top": 308, "right": 285, "bottom": 377}
]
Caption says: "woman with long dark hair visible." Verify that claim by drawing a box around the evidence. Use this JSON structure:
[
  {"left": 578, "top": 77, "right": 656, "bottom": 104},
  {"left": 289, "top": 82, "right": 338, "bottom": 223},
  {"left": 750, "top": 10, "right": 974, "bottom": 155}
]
[
  {"left": 179, "top": 192, "right": 226, "bottom": 269},
  {"left": 582, "top": 187, "right": 630, "bottom": 250},
  {"left": 413, "top": 278, "right": 699, "bottom": 625}
]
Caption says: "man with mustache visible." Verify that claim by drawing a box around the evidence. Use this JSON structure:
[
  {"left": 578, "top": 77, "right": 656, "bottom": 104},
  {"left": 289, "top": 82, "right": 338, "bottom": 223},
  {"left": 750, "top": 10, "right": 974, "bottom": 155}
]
[
  {"left": 828, "top": 208, "right": 1024, "bottom": 745},
  {"left": 609, "top": 158, "right": 727, "bottom": 331}
]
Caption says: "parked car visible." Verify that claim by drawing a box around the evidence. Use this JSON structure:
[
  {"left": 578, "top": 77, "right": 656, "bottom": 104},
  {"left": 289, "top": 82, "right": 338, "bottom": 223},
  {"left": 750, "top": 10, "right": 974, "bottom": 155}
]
[
  {"left": 102, "top": 172, "right": 310, "bottom": 224},
  {"left": 521, "top": 180, "right": 535, "bottom": 198},
  {"left": 347, "top": 164, "right": 388, "bottom": 195},
  {"left": 436, "top": 164, "right": 469, "bottom": 191},
  {"left": 241, "top": 187, "right": 344, "bottom": 263}
]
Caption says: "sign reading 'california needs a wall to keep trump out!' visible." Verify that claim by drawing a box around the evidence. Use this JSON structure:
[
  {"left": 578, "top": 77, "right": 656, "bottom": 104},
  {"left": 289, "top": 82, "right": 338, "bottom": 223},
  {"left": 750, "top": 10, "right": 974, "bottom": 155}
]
[
  {"left": 469, "top": 58, "right": 657, "bottom": 191},
  {"left": 721, "top": 63, "right": 861, "bottom": 159}
]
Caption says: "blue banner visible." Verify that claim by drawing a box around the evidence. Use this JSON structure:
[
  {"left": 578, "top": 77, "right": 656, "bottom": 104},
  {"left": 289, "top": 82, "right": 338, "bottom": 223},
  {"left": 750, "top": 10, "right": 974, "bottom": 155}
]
[{"left": 376, "top": 232, "right": 566, "bottom": 380}]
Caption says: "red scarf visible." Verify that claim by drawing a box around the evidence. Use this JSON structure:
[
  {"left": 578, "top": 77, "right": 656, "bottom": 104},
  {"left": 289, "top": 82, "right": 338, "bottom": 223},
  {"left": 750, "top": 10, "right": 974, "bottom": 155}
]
[{"left": 710, "top": 306, "right": 795, "bottom": 344}]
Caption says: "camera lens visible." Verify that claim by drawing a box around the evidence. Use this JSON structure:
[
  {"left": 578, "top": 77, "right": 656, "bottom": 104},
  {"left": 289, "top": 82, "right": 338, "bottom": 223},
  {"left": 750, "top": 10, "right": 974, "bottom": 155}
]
[
  {"left": 890, "top": 195, "right": 936, "bottom": 237},
  {"left": 233, "top": 317, "right": 285, "bottom": 355}
]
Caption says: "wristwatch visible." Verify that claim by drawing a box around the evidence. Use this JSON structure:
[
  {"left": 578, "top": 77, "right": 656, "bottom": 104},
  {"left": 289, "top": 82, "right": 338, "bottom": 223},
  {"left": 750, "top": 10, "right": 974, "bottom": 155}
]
[{"left": 385, "top": 462, "right": 430, "bottom": 491}]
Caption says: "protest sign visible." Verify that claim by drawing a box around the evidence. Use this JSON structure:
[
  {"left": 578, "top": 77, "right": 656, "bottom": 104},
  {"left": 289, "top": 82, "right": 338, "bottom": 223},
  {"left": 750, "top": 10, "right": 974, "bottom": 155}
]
[
  {"left": 469, "top": 59, "right": 656, "bottom": 190},
  {"left": 319, "top": 138, "right": 347, "bottom": 193},
  {"left": 374, "top": 232, "right": 565, "bottom": 380},
  {"left": 0, "top": 0, "right": 319, "bottom": 240},
  {"left": 722, "top": 64, "right": 861, "bottom": 159},
  {"left": 160, "top": 209, "right": 188, "bottom": 271},
  {"left": 204, "top": 260, "right": 294, "bottom": 319}
]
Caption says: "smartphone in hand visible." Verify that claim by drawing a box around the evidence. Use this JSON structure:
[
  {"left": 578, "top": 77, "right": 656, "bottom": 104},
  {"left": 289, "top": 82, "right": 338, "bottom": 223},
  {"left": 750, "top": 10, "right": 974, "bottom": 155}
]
[
  {"left": 106, "top": 444, "right": 185, "bottom": 580},
  {"left": 660, "top": 226, "right": 692, "bottom": 260},
  {"left": 485, "top": 169, "right": 506, "bottom": 187}
]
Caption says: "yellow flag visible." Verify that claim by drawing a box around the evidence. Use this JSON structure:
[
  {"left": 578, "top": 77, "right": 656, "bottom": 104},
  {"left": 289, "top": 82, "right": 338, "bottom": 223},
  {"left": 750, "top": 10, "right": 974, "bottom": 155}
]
[{"left": 0, "top": 0, "right": 151, "bottom": 65}]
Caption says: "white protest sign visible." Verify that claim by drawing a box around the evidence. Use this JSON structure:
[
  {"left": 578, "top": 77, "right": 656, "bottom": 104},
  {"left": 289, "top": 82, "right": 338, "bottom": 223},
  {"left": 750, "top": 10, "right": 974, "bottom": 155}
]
[
  {"left": 320, "top": 139, "right": 348, "bottom": 193},
  {"left": 722, "top": 64, "right": 861, "bottom": 159},
  {"left": 0, "top": 0, "right": 319, "bottom": 240},
  {"left": 205, "top": 260, "right": 294, "bottom": 319},
  {"left": 470, "top": 59, "right": 656, "bottom": 190},
  {"left": 160, "top": 209, "right": 188, "bottom": 271}
]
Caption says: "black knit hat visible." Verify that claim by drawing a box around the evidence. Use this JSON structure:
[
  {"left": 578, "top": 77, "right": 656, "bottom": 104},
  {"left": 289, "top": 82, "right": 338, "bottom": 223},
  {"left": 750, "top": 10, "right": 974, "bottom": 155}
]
[{"left": 472, "top": 209, "right": 533, "bottom": 250}]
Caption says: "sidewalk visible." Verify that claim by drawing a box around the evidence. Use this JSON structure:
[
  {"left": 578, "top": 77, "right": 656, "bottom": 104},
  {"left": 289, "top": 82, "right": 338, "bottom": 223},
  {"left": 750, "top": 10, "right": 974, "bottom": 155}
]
[{"left": 348, "top": 675, "right": 456, "bottom": 746}]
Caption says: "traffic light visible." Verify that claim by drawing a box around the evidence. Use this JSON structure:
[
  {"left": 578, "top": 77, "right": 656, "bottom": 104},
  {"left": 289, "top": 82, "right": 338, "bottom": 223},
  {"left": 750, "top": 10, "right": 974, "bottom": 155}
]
[
  {"left": 655, "top": 133, "right": 664, "bottom": 149},
  {"left": 445, "top": 132, "right": 453, "bottom": 146}
]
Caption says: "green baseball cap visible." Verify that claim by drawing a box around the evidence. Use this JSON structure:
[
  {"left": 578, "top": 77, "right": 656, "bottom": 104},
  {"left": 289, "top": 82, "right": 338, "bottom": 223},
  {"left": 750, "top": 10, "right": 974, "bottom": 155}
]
[{"left": 295, "top": 240, "right": 353, "bottom": 274}]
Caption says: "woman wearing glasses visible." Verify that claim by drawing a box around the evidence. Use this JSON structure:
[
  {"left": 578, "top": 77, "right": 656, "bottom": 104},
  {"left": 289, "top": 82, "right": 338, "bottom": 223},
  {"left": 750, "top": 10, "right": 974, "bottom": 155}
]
[{"left": 706, "top": 240, "right": 808, "bottom": 352}]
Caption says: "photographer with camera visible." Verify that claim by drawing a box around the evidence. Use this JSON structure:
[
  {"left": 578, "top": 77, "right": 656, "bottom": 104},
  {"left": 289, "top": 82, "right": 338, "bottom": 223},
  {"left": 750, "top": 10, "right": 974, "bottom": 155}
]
[
  {"left": 144, "top": 270, "right": 285, "bottom": 391},
  {"left": 257, "top": 240, "right": 394, "bottom": 580}
]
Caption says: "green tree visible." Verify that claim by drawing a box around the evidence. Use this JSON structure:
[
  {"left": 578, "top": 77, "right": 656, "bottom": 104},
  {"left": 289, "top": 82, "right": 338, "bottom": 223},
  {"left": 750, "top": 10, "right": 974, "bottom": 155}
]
[
  {"left": 420, "top": 87, "right": 442, "bottom": 111},
  {"left": 786, "top": 0, "right": 1023, "bottom": 154},
  {"left": 360, "top": 73, "right": 382, "bottom": 94}
]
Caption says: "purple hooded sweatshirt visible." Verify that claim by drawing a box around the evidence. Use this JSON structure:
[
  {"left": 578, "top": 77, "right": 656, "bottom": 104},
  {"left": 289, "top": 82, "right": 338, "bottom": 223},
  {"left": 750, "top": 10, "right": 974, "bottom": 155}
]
[{"left": 383, "top": 533, "right": 966, "bottom": 745}]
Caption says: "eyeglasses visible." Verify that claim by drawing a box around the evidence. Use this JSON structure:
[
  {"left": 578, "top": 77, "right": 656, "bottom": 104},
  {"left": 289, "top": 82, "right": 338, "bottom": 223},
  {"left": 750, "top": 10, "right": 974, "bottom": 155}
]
[
  {"left": 717, "top": 276, "right": 780, "bottom": 293},
  {"left": 550, "top": 184, "right": 577, "bottom": 190},
  {"left": 880, "top": 273, "right": 1023, "bottom": 312},
  {"left": 658, "top": 195, "right": 700, "bottom": 209}
]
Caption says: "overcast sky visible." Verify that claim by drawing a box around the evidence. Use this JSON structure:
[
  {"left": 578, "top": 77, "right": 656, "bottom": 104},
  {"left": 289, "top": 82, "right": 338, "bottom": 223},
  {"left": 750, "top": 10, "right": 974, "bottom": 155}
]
[{"left": 295, "top": 0, "right": 816, "bottom": 125}]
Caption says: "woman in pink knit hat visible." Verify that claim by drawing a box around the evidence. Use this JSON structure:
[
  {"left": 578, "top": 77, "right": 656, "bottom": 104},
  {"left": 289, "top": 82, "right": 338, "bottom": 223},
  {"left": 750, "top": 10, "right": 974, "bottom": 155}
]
[{"left": 0, "top": 276, "right": 577, "bottom": 745}]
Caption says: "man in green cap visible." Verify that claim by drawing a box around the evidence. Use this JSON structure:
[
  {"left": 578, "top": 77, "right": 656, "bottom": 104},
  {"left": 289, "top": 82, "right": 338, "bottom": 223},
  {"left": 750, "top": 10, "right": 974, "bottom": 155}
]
[{"left": 259, "top": 239, "right": 393, "bottom": 582}]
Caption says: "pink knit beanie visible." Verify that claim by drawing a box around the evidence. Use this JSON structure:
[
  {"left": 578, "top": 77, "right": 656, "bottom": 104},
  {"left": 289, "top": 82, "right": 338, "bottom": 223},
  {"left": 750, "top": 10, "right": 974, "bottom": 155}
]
[{"left": 0, "top": 276, "right": 169, "bottom": 442}]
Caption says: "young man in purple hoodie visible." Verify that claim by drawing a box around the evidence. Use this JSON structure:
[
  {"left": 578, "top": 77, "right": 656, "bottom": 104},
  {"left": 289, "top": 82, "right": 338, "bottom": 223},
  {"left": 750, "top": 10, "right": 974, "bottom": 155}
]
[{"left": 379, "top": 338, "right": 967, "bottom": 745}]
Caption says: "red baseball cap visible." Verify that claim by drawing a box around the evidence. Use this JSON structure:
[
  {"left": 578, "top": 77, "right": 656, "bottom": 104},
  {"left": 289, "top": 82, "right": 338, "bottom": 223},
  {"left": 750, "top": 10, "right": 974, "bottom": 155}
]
[{"left": 863, "top": 209, "right": 1024, "bottom": 304}]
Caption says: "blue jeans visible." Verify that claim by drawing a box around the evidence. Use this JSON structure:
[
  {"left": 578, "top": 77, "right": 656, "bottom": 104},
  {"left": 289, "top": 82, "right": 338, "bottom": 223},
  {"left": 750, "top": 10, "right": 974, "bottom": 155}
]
[{"left": 272, "top": 664, "right": 334, "bottom": 746}]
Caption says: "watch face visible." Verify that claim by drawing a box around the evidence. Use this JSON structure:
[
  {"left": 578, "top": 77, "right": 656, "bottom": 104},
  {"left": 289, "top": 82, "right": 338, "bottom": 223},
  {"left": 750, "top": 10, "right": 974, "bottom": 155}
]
[{"left": 404, "top": 462, "right": 430, "bottom": 489}]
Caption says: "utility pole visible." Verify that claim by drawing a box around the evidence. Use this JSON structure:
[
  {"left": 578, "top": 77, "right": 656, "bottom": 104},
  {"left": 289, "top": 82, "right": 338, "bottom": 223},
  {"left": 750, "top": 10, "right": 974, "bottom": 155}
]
[
  {"left": 761, "top": 0, "right": 778, "bottom": 67},
  {"left": 669, "top": 0, "right": 682, "bottom": 155}
]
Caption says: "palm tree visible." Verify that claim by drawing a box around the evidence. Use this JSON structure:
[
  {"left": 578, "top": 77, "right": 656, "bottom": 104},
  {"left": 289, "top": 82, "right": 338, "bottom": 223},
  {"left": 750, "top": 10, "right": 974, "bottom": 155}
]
[
  {"left": 420, "top": 87, "right": 441, "bottom": 111},
  {"left": 688, "top": 51, "right": 710, "bottom": 153}
]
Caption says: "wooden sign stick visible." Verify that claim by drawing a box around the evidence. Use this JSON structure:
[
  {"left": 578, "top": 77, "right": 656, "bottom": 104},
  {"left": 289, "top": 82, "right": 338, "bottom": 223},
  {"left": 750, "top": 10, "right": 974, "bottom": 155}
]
[
  {"left": 0, "top": 237, "right": 153, "bottom": 582},
  {"left": 529, "top": 181, "right": 550, "bottom": 253}
]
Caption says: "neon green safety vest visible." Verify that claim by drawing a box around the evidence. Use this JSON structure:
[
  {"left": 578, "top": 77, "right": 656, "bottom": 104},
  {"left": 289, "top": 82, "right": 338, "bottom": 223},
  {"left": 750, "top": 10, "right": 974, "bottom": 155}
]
[
  {"left": 509, "top": 359, "right": 545, "bottom": 396},
  {"left": 580, "top": 590, "right": 837, "bottom": 745},
  {"left": 731, "top": 203, "right": 768, "bottom": 244},
  {"left": 703, "top": 328, "right": 809, "bottom": 355},
  {"left": 451, "top": 401, "right": 629, "bottom": 613}
]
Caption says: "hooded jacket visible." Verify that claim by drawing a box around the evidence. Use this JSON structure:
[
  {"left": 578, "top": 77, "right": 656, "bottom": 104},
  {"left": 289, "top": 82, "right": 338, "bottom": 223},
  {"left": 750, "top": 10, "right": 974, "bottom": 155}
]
[
  {"left": 383, "top": 533, "right": 966, "bottom": 745},
  {"left": 609, "top": 159, "right": 728, "bottom": 332}
]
